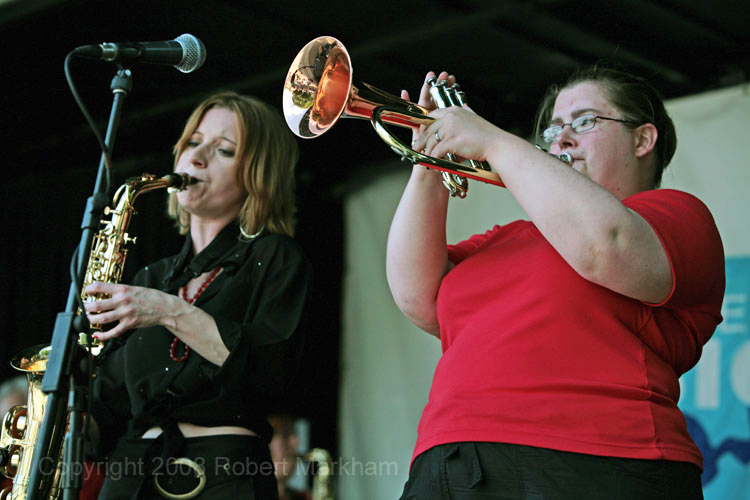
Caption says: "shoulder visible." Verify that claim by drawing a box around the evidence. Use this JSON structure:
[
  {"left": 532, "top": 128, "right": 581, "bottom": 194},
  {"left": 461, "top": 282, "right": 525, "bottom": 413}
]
[
  {"left": 252, "top": 232, "right": 303, "bottom": 250},
  {"left": 248, "top": 232, "right": 307, "bottom": 258},
  {"left": 624, "top": 189, "right": 721, "bottom": 246},
  {"left": 240, "top": 232, "right": 311, "bottom": 270},
  {"left": 130, "top": 253, "right": 181, "bottom": 287},
  {"left": 629, "top": 189, "right": 724, "bottom": 307},
  {"left": 624, "top": 189, "right": 714, "bottom": 219}
]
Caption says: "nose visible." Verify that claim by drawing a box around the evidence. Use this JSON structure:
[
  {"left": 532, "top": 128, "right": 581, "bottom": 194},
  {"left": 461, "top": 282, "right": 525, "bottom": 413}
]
[
  {"left": 189, "top": 143, "right": 210, "bottom": 169},
  {"left": 550, "top": 124, "right": 576, "bottom": 153}
]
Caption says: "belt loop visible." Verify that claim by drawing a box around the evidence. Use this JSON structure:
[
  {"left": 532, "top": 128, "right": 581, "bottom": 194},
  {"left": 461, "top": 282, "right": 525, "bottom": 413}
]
[
  {"left": 439, "top": 443, "right": 483, "bottom": 495},
  {"left": 467, "top": 443, "right": 483, "bottom": 489},
  {"left": 438, "top": 444, "right": 459, "bottom": 500}
]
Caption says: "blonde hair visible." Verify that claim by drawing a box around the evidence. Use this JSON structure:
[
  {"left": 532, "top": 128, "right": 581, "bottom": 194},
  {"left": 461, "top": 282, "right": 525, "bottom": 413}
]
[{"left": 168, "top": 91, "right": 299, "bottom": 236}]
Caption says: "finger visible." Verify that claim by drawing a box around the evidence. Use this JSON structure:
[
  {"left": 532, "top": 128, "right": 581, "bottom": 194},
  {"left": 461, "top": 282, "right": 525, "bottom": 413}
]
[
  {"left": 84, "top": 282, "right": 122, "bottom": 303},
  {"left": 419, "top": 125, "right": 443, "bottom": 158},
  {"left": 86, "top": 309, "right": 116, "bottom": 326},
  {"left": 85, "top": 281, "right": 111, "bottom": 295},
  {"left": 417, "top": 71, "right": 437, "bottom": 108},
  {"left": 84, "top": 285, "right": 100, "bottom": 297},
  {"left": 412, "top": 125, "right": 432, "bottom": 153},
  {"left": 84, "top": 294, "right": 119, "bottom": 313},
  {"left": 94, "top": 324, "right": 124, "bottom": 341}
]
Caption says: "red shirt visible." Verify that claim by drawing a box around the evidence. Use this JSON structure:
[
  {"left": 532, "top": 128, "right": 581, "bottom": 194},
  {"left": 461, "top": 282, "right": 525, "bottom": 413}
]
[{"left": 413, "top": 189, "right": 724, "bottom": 469}]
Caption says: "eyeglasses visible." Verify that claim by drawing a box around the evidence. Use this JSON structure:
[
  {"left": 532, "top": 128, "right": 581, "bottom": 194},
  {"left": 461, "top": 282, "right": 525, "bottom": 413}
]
[{"left": 542, "top": 115, "right": 638, "bottom": 144}]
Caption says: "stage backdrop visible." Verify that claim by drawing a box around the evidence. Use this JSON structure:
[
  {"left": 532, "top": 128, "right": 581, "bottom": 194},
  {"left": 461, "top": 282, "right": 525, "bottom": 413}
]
[{"left": 338, "top": 83, "right": 749, "bottom": 499}]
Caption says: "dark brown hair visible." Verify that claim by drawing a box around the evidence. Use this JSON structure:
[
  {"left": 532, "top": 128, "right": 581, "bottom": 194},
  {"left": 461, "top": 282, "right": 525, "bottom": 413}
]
[{"left": 534, "top": 66, "right": 677, "bottom": 188}]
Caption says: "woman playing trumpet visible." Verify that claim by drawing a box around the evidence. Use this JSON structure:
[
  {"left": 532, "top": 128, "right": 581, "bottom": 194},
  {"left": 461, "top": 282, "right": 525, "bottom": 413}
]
[{"left": 388, "top": 66, "right": 724, "bottom": 499}]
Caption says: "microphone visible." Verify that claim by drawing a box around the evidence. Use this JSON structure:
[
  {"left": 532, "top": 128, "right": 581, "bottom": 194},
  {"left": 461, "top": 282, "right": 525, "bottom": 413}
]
[{"left": 73, "top": 34, "right": 206, "bottom": 73}]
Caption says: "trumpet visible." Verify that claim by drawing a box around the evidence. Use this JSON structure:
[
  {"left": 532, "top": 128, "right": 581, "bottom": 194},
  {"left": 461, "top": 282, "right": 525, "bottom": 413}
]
[
  {"left": 282, "top": 36, "right": 573, "bottom": 198},
  {"left": 282, "top": 36, "right": 505, "bottom": 198}
]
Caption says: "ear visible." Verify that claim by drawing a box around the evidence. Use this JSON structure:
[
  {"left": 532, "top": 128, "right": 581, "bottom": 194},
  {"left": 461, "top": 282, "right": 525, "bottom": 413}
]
[{"left": 633, "top": 123, "right": 658, "bottom": 159}]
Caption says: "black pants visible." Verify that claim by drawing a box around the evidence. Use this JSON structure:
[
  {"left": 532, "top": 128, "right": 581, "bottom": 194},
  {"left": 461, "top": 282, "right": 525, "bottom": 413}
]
[
  {"left": 399, "top": 442, "right": 703, "bottom": 500},
  {"left": 97, "top": 434, "right": 278, "bottom": 500}
]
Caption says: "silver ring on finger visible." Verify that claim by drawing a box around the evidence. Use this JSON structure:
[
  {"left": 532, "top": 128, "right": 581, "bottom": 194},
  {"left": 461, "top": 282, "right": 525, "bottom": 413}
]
[{"left": 434, "top": 130, "right": 441, "bottom": 143}]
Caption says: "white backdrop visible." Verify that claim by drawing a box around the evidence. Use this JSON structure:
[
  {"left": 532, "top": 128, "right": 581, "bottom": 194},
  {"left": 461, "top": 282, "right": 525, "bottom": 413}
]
[{"left": 337, "top": 84, "right": 750, "bottom": 499}]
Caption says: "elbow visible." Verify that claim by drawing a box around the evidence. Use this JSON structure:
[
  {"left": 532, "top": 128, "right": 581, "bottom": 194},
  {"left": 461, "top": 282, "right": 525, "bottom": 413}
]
[
  {"left": 564, "top": 226, "right": 620, "bottom": 287},
  {"left": 575, "top": 248, "right": 624, "bottom": 290},
  {"left": 391, "top": 291, "right": 441, "bottom": 338},
  {"left": 386, "top": 259, "right": 450, "bottom": 339}
]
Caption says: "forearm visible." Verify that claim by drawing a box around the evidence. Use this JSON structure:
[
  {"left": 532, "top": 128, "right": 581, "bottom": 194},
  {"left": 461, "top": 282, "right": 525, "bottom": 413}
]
[
  {"left": 386, "top": 165, "right": 452, "bottom": 335},
  {"left": 160, "top": 298, "right": 230, "bottom": 366},
  {"left": 86, "top": 284, "right": 231, "bottom": 366},
  {"left": 485, "top": 133, "right": 670, "bottom": 302}
]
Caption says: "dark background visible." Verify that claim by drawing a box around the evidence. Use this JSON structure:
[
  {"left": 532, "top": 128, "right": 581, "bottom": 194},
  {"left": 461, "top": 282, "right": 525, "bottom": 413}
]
[{"left": 1, "top": 0, "right": 748, "bottom": 455}]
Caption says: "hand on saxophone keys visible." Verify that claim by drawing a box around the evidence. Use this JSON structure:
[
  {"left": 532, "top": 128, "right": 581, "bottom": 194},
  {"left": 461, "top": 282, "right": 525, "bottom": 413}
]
[{"left": 83, "top": 282, "right": 174, "bottom": 341}]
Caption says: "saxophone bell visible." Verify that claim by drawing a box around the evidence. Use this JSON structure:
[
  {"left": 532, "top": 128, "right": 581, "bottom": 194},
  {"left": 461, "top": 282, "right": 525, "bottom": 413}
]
[{"left": 0, "top": 345, "right": 66, "bottom": 500}]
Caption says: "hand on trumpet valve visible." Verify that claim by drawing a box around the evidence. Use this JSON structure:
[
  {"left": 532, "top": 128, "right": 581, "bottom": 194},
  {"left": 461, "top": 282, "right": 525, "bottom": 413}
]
[
  {"left": 412, "top": 104, "right": 501, "bottom": 166},
  {"left": 402, "top": 70, "right": 453, "bottom": 137}
]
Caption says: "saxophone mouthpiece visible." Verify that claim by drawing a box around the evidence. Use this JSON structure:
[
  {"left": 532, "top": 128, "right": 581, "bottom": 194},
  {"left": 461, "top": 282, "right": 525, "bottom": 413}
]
[{"left": 165, "top": 173, "right": 198, "bottom": 192}]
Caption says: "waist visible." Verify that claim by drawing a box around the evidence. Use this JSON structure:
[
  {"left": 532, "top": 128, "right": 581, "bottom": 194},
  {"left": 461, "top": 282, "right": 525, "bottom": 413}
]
[{"left": 141, "top": 422, "right": 258, "bottom": 439}]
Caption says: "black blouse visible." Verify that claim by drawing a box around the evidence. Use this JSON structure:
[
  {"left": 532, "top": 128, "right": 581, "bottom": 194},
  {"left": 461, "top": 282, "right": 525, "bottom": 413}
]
[{"left": 93, "top": 223, "right": 312, "bottom": 456}]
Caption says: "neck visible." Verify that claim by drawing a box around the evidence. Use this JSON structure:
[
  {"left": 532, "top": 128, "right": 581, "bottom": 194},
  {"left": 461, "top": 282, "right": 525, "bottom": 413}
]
[
  {"left": 634, "top": 153, "right": 658, "bottom": 193},
  {"left": 189, "top": 216, "right": 235, "bottom": 255}
]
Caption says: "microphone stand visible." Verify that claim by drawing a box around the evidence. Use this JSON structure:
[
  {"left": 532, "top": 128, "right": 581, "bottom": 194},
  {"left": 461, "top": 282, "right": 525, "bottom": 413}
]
[{"left": 26, "top": 67, "right": 134, "bottom": 500}]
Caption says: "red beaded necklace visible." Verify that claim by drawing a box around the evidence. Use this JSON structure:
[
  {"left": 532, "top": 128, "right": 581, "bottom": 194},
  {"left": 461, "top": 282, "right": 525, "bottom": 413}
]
[{"left": 170, "top": 266, "right": 223, "bottom": 362}]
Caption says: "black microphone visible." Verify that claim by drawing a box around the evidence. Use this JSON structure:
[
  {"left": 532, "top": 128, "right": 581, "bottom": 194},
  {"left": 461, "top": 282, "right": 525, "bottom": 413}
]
[{"left": 73, "top": 34, "right": 206, "bottom": 73}]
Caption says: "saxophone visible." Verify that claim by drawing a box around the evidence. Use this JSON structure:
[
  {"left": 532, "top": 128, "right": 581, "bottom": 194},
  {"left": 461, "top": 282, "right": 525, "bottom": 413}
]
[
  {"left": 0, "top": 173, "right": 195, "bottom": 500},
  {"left": 79, "top": 173, "right": 196, "bottom": 352}
]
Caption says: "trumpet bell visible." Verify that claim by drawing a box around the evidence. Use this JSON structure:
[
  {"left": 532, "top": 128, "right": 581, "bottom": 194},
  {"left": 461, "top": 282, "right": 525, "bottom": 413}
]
[
  {"left": 283, "top": 36, "right": 428, "bottom": 139},
  {"left": 283, "top": 36, "right": 352, "bottom": 138}
]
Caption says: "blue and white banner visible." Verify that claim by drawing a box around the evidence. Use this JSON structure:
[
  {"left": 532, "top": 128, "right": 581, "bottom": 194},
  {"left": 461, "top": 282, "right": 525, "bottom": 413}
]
[{"left": 679, "top": 256, "right": 750, "bottom": 499}]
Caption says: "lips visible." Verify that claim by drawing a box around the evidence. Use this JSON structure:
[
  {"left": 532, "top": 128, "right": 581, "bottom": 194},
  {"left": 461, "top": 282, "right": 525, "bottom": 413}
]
[{"left": 183, "top": 174, "right": 203, "bottom": 183}]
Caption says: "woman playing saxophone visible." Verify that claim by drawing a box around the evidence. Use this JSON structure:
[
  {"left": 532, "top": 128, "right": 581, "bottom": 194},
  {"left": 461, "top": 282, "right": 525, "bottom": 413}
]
[{"left": 87, "top": 91, "right": 312, "bottom": 499}]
